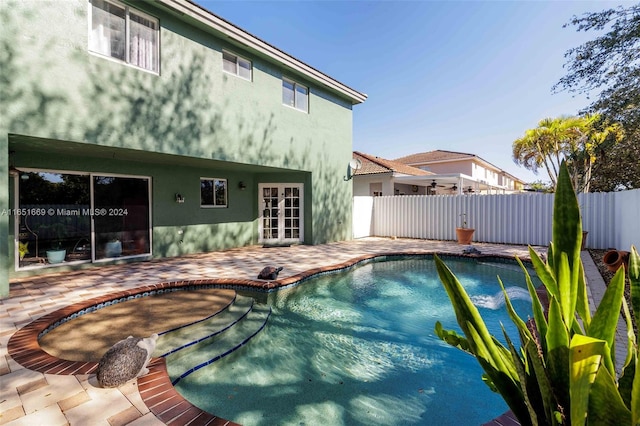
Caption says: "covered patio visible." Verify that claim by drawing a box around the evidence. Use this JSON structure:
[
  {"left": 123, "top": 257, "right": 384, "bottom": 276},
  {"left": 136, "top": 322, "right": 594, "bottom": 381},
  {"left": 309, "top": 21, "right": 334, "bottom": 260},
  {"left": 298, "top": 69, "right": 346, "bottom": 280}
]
[{"left": 394, "top": 173, "right": 508, "bottom": 195}]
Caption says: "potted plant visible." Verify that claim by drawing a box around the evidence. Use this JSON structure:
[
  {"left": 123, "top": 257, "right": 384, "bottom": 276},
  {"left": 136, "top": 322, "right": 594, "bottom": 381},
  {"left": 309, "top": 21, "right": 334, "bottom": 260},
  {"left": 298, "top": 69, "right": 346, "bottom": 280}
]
[
  {"left": 581, "top": 230, "right": 588, "bottom": 250},
  {"left": 455, "top": 213, "right": 475, "bottom": 244},
  {"left": 105, "top": 233, "right": 122, "bottom": 258},
  {"left": 46, "top": 248, "right": 66, "bottom": 264},
  {"left": 435, "top": 161, "right": 639, "bottom": 425},
  {"left": 579, "top": 204, "right": 588, "bottom": 250},
  {"left": 45, "top": 223, "right": 67, "bottom": 264}
]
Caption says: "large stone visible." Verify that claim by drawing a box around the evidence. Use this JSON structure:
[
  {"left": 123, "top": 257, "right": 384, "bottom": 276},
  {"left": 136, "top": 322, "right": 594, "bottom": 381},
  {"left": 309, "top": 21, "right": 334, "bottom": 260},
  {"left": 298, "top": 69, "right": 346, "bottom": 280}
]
[
  {"left": 96, "top": 334, "right": 158, "bottom": 388},
  {"left": 257, "top": 266, "right": 283, "bottom": 280}
]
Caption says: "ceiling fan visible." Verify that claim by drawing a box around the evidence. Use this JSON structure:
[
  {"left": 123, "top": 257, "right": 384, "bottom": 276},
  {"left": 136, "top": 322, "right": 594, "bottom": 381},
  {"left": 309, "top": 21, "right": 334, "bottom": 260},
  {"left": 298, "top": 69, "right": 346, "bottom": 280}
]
[{"left": 430, "top": 180, "right": 445, "bottom": 189}]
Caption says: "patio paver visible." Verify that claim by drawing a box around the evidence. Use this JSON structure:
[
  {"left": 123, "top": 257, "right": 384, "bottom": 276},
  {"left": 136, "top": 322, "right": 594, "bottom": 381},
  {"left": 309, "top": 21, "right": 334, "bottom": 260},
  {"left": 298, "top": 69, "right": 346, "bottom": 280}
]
[{"left": 1, "top": 238, "right": 609, "bottom": 425}]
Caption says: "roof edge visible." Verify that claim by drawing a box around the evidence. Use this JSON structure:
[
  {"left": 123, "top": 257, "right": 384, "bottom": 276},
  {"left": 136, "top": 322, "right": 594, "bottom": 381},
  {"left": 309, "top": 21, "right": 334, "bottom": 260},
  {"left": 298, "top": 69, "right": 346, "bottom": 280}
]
[
  {"left": 397, "top": 150, "right": 526, "bottom": 184},
  {"left": 354, "top": 151, "right": 432, "bottom": 176},
  {"left": 157, "top": 0, "right": 368, "bottom": 105}
]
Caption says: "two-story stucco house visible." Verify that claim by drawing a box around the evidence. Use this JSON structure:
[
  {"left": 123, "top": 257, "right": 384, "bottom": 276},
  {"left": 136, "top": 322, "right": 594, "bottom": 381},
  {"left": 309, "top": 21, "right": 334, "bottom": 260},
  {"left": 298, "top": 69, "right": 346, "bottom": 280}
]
[
  {"left": 0, "top": 0, "right": 366, "bottom": 297},
  {"left": 394, "top": 150, "right": 525, "bottom": 193},
  {"left": 352, "top": 150, "right": 525, "bottom": 197}
]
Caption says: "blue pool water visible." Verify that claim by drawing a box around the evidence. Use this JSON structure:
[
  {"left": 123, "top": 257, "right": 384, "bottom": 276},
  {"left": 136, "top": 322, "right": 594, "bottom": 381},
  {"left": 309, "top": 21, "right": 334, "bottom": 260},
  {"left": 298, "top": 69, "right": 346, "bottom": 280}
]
[{"left": 173, "top": 257, "right": 534, "bottom": 425}]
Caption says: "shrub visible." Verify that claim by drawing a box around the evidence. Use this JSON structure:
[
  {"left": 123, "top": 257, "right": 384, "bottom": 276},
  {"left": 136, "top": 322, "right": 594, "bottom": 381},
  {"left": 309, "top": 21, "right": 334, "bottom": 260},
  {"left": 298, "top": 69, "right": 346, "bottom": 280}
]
[{"left": 435, "top": 161, "right": 639, "bottom": 425}]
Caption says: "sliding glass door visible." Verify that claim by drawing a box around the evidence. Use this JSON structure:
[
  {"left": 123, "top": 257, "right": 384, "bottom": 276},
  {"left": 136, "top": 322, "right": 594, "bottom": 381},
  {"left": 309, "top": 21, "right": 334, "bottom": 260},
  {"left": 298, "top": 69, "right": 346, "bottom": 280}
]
[
  {"left": 93, "top": 175, "right": 150, "bottom": 261},
  {"left": 16, "top": 170, "right": 151, "bottom": 268},
  {"left": 17, "top": 172, "right": 92, "bottom": 266}
]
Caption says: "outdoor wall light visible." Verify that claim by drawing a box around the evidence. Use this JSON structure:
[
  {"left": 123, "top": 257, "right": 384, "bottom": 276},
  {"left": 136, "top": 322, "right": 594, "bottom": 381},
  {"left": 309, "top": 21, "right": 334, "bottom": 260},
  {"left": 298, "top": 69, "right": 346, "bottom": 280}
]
[
  {"left": 175, "top": 193, "right": 185, "bottom": 203},
  {"left": 238, "top": 181, "right": 247, "bottom": 190}
]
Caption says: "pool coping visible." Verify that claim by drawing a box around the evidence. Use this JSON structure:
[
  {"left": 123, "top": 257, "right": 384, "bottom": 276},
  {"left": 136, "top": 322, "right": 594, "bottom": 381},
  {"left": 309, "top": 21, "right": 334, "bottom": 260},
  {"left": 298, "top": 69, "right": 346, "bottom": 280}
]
[{"left": 7, "top": 251, "right": 531, "bottom": 425}]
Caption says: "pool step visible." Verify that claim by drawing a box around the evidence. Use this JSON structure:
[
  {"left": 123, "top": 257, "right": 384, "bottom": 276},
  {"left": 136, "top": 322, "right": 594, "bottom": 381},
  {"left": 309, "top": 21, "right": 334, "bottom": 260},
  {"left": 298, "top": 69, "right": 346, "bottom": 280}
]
[
  {"left": 166, "top": 303, "right": 271, "bottom": 385},
  {"left": 153, "top": 294, "right": 255, "bottom": 358}
]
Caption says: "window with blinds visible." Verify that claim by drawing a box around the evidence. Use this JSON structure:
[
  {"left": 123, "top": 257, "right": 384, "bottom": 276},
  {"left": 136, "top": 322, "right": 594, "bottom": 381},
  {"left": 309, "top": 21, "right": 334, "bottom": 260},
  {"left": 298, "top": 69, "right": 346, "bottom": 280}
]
[
  {"left": 222, "top": 51, "right": 252, "bottom": 81},
  {"left": 89, "top": 0, "right": 159, "bottom": 73},
  {"left": 282, "top": 77, "right": 308, "bottom": 113}
]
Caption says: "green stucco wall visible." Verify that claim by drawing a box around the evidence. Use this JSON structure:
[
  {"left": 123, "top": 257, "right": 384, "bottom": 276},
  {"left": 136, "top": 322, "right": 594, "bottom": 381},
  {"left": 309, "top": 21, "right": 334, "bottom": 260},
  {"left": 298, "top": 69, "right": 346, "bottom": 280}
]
[{"left": 1, "top": 0, "right": 356, "bottom": 293}]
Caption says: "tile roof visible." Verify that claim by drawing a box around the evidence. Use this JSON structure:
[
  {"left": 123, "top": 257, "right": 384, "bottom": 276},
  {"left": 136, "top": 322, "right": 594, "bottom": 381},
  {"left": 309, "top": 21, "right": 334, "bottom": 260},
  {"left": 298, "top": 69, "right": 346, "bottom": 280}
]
[
  {"left": 394, "top": 150, "right": 476, "bottom": 164},
  {"left": 353, "top": 151, "right": 433, "bottom": 176}
]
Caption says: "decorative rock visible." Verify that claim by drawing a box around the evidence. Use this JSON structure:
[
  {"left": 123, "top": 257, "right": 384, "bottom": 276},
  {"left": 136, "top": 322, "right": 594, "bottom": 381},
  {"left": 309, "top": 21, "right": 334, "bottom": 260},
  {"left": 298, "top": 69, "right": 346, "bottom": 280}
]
[
  {"left": 96, "top": 333, "right": 158, "bottom": 388},
  {"left": 462, "top": 246, "right": 482, "bottom": 255},
  {"left": 257, "top": 266, "right": 283, "bottom": 280}
]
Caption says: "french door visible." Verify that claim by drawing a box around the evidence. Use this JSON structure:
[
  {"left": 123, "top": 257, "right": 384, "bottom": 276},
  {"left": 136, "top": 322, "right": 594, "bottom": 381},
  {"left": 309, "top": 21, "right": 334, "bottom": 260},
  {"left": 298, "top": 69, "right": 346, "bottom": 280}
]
[{"left": 259, "top": 184, "right": 303, "bottom": 245}]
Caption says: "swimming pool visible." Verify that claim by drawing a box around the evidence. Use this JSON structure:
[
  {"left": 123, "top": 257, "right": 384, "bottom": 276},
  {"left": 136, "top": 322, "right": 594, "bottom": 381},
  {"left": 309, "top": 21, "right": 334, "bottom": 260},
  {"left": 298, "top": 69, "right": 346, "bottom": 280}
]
[{"left": 170, "top": 257, "right": 534, "bottom": 425}]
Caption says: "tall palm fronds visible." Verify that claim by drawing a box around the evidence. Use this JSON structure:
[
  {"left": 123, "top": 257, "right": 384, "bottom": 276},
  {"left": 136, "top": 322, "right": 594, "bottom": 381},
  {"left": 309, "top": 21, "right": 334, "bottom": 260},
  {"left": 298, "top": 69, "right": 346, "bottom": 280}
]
[
  {"left": 512, "top": 116, "right": 574, "bottom": 188},
  {"left": 563, "top": 115, "right": 624, "bottom": 192},
  {"left": 512, "top": 114, "right": 623, "bottom": 192}
]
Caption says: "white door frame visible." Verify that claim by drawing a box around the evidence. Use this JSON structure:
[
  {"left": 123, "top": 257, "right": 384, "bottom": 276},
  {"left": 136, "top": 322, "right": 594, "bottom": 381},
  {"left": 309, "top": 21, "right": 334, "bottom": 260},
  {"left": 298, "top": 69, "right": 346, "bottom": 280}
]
[
  {"left": 258, "top": 183, "right": 304, "bottom": 245},
  {"left": 13, "top": 168, "right": 152, "bottom": 270}
]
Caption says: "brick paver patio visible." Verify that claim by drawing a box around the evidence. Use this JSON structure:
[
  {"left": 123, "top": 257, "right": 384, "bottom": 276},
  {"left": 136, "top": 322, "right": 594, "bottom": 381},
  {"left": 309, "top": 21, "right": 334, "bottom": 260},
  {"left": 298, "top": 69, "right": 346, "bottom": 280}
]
[{"left": 1, "top": 238, "right": 608, "bottom": 425}]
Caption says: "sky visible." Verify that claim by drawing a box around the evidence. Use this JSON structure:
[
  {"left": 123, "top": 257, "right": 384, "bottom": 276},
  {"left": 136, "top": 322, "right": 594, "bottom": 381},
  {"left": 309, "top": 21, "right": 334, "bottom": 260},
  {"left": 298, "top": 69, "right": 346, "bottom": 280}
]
[{"left": 196, "top": 0, "right": 631, "bottom": 184}]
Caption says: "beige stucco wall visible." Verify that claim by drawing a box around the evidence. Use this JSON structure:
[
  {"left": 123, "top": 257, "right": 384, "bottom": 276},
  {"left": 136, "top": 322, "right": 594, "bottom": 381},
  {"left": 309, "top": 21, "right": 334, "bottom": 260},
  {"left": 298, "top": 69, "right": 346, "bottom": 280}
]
[{"left": 353, "top": 174, "right": 394, "bottom": 196}]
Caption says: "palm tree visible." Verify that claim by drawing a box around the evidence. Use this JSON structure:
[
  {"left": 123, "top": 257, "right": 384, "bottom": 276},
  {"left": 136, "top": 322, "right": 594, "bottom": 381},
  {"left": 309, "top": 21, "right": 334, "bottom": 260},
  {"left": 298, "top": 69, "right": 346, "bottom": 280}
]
[
  {"left": 563, "top": 114, "right": 624, "bottom": 192},
  {"left": 512, "top": 116, "right": 574, "bottom": 188},
  {"left": 512, "top": 115, "right": 623, "bottom": 192}
]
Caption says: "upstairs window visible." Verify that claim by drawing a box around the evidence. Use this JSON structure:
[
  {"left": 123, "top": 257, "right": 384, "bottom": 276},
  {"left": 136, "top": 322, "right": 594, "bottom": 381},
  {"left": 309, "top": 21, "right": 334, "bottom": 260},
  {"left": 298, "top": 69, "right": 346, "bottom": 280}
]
[
  {"left": 200, "top": 178, "right": 227, "bottom": 208},
  {"left": 222, "top": 51, "right": 252, "bottom": 80},
  {"left": 89, "top": 0, "right": 159, "bottom": 73},
  {"left": 282, "top": 78, "right": 308, "bottom": 113}
]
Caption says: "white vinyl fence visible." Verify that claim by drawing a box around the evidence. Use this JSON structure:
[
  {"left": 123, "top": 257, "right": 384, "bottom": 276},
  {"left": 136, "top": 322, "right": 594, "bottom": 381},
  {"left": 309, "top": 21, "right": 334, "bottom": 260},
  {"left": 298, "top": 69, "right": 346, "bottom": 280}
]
[{"left": 353, "top": 189, "right": 640, "bottom": 250}]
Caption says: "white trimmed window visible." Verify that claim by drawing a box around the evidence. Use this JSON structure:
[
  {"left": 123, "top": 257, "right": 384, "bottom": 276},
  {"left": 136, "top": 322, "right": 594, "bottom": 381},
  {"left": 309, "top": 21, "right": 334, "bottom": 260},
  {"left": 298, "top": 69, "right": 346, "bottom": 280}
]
[
  {"left": 200, "top": 178, "right": 227, "bottom": 208},
  {"left": 222, "top": 51, "right": 252, "bottom": 80},
  {"left": 89, "top": 0, "right": 159, "bottom": 73},
  {"left": 282, "top": 78, "right": 308, "bottom": 113}
]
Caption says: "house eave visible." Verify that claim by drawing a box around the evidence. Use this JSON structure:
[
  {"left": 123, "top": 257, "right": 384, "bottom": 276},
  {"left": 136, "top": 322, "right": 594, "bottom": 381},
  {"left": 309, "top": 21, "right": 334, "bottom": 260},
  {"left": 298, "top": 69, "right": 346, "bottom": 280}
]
[
  {"left": 406, "top": 157, "right": 525, "bottom": 184},
  {"left": 155, "top": 0, "right": 368, "bottom": 105},
  {"left": 354, "top": 171, "right": 394, "bottom": 177},
  {"left": 394, "top": 173, "right": 518, "bottom": 193}
]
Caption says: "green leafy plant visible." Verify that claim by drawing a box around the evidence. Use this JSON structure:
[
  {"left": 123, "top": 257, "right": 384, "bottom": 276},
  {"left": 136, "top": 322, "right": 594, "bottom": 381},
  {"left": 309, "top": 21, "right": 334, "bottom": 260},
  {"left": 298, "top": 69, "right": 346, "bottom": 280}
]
[
  {"left": 18, "top": 241, "right": 29, "bottom": 260},
  {"left": 459, "top": 213, "right": 468, "bottom": 229},
  {"left": 435, "top": 161, "right": 639, "bottom": 425},
  {"left": 44, "top": 221, "right": 67, "bottom": 250}
]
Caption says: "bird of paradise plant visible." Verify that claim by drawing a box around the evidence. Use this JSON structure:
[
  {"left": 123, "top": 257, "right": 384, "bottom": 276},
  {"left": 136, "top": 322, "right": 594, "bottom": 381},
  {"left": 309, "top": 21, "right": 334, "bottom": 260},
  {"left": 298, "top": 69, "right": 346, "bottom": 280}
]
[{"left": 435, "top": 161, "right": 639, "bottom": 425}]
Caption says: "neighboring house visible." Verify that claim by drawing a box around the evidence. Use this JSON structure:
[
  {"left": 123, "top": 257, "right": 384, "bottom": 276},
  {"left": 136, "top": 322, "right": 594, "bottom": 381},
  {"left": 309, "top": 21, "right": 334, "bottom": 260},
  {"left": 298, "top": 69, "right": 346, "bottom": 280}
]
[
  {"left": 394, "top": 150, "right": 525, "bottom": 193},
  {"left": 0, "top": 0, "right": 366, "bottom": 297},
  {"left": 352, "top": 151, "right": 433, "bottom": 196}
]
